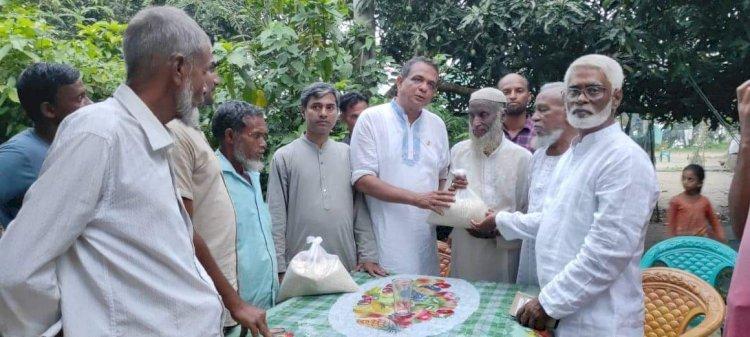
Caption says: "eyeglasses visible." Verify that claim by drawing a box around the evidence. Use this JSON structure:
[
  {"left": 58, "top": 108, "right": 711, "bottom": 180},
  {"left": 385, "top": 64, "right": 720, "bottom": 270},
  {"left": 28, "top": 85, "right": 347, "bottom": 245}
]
[{"left": 565, "top": 85, "right": 608, "bottom": 101}]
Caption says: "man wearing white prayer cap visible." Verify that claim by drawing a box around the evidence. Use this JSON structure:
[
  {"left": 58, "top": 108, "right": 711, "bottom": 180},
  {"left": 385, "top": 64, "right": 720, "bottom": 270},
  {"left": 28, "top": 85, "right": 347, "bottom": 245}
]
[{"left": 447, "top": 87, "right": 531, "bottom": 282}]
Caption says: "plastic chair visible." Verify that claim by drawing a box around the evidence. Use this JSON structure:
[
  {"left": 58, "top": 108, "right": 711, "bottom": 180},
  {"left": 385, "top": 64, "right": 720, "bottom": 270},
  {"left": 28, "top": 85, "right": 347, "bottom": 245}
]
[
  {"left": 643, "top": 267, "right": 725, "bottom": 337},
  {"left": 437, "top": 240, "right": 451, "bottom": 277},
  {"left": 641, "top": 236, "right": 737, "bottom": 288}
]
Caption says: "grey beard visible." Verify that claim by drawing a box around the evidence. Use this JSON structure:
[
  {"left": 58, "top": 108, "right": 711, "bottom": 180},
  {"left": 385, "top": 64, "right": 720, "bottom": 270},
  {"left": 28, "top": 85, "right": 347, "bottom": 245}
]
[
  {"left": 533, "top": 129, "right": 564, "bottom": 149},
  {"left": 177, "top": 81, "right": 199, "bottom": 128},
  {"left": 233, "top": 142, "right": 265, "bottom": 172},
  {"left": 470, "top": 118, "right": 504, "bottom": 155}
]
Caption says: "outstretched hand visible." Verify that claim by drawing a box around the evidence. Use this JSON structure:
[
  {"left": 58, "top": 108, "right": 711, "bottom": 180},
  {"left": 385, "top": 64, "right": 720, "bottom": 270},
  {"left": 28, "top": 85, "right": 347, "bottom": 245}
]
[
  {"left": 413, "top": 190, "right": 455, "bottom": 215},
  {"left": 469, "top": 209, "right": 497, "bottom": 236}
]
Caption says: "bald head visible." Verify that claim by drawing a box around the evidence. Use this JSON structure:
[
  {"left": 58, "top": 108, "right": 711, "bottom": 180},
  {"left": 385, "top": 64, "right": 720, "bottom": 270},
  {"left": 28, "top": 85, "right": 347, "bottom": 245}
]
[
  {"left": 497, "top": 73, "right": 530, "bottom": 91},
  {"left": 497, "top": 73, "right": 532, "bottom": 117}
]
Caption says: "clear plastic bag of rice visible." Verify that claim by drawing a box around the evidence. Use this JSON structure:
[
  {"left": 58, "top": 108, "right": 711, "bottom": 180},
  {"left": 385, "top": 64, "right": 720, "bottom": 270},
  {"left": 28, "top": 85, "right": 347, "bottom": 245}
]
[
  {"left": 277, "top": 236, "right": 359, "bottom": 303},
  {"left": 427, "top": 169, "right": 488, "bottom": 228}
]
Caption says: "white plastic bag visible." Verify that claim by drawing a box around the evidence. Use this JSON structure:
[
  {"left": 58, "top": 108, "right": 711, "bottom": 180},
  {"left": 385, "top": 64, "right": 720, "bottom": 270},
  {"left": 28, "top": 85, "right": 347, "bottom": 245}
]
[
  {"left": 427, "top": 169, "right": 488, "bottom": 228},
  {"left": 277, "top": 236, "right": 359, "bottom": 303}
]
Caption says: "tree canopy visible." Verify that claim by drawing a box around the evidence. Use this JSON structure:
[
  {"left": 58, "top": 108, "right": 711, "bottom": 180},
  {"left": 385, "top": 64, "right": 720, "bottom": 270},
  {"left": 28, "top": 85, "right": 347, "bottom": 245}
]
[
  {"left": 1, "top": 0, "right": 748, "bottom": 147},
  {"left": 371, "top": 0, "right": 750, "bottom": 127}
]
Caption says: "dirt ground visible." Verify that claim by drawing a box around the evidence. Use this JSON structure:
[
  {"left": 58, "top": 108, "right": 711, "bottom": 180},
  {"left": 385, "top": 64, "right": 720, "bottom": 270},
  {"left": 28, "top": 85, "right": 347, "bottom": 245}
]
[{"left": 646, "top": 148, "right": 738, "bottom": 251}]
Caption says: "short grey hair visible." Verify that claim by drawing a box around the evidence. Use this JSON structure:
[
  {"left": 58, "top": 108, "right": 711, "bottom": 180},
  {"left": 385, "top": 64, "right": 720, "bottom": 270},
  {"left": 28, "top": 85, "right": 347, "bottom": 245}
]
[
  {"left": 123, "top": 6, "right": 211, "bottom": 82},
  {"left": 564, "top": 54, "right": 624, "bottom": 90},
  {"left": 211, "top": 100, "right": 265, "bottom": 145},
  {"left": 539, "top": 82, "right": 566, "bottom": 96},
  {"left": 400, "top": 56, "right": 439, "bottom": 79},
  {"left": 300, "top": 82, "right": 339, "bottom": 109}
]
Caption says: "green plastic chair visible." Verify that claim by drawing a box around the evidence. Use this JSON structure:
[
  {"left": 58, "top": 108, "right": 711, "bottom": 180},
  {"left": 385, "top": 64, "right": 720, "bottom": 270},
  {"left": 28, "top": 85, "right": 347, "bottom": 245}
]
[{"left": 641, "top": 236, "right": 736, "bottom": 292}]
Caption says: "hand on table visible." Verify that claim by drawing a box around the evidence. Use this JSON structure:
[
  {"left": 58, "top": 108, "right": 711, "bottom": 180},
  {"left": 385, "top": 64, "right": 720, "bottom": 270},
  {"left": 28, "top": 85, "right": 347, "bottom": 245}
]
[
  {"left": 413, "top": 190, "right": 455, "bottom": 215},
  {"left": 357, "top": 261, "right": 389, "bottom": 277},
  {"left": 229, "top": 301, "right": 271, "bottom": 337},
  {"left": 516, "top": 297, "right": 552, "bottom": 331}
]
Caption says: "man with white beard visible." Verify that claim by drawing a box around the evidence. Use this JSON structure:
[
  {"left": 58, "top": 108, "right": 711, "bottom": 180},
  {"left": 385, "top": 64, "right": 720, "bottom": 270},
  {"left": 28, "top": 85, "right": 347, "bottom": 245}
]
[
  {"left": 0, "top": 7, "right": 226, "bottom": 336},
  {"left": 472, "top": 54, "right": 659, "bottom": 336},
  {"left": 447, "top": 87, "right": 531, "bottom": 282},
  {"left": 515, "top": 82, "right": 578, "bottom": 285}
]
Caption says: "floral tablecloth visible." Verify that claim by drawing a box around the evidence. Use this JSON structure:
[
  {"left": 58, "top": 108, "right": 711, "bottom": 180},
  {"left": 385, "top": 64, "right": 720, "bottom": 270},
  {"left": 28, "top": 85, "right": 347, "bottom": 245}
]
[{"left": 267, "top": 272, "right": 551, "bottom": 337}]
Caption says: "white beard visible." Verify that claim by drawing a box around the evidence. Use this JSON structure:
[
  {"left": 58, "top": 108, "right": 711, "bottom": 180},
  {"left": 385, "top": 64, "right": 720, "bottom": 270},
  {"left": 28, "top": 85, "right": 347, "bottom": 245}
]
[
  {"left": 533, "top": 128, "right": 564, "bottom": 149},
  {"left": 177, "top": 80, "right": 200, "bottom": 128},
  {"left": 567, "top": 100, "right": 611, "bottom": 129},
  {"left": 470, "top": 117, "right": 503, "bottom": 155}
]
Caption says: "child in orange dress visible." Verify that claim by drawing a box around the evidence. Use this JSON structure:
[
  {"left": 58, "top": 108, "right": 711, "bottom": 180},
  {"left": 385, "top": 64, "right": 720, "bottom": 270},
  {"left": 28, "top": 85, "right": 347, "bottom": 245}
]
[{"left": 667, "top": 164, "right": 727, "bottom": 242}]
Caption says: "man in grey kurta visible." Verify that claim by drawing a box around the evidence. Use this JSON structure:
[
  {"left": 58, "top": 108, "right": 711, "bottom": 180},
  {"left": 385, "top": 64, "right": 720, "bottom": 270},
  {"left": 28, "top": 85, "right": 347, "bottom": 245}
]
[{"left": 268, "top": 82, "right": 385, "bottom": 280}]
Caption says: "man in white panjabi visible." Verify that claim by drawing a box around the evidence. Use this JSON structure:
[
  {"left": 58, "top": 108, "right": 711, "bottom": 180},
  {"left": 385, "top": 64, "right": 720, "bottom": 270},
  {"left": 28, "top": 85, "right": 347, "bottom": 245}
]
[
  {"left": 447, "top": 87, "right": 531, "bottom": 282},
  {"left": 350, "top": 57, "right": 454, "bottom": 275},
  {"left": 514, "top": 82, "right": 578, "bottom": 286},
  {"left": 472, "top": 54, "right": 659, "bottom": 337}
]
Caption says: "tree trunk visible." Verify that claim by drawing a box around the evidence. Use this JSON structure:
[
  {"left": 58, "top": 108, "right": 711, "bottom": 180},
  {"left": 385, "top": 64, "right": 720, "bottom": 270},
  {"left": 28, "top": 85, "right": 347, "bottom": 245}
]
[{"left": 353, "top": 0, "right": 376, "bottom": 71}]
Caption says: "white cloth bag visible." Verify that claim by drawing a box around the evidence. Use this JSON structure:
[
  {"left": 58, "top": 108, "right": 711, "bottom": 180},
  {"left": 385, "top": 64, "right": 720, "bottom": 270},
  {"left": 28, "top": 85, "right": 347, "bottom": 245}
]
[
  {"left": 277, "top": 236, "right": 359, "bottom": 303},
  {"left": 427, "top": 169, "right": 488, "bottom": 228}
]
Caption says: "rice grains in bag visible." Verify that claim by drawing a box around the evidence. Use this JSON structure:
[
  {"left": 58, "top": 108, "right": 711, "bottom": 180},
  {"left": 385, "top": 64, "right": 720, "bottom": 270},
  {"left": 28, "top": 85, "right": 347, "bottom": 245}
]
[
  {"left": 276, "top": 236, "right": 359, "bottom": 303},
  {"left": 427, "top": 169, "right": 488, "bottom": 228}
]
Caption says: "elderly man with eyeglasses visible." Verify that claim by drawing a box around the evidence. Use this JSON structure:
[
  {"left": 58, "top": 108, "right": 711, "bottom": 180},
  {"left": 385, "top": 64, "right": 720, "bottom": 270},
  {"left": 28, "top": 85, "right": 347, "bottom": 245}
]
[{"left": 472, "top": 54, "right": 659, "bottom": 337}]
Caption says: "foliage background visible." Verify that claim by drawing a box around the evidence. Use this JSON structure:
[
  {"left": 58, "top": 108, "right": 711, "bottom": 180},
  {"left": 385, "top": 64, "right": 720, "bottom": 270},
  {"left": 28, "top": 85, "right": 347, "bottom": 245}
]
[{"left": 1, "top": 0, "right": 748, "bottom": 150}]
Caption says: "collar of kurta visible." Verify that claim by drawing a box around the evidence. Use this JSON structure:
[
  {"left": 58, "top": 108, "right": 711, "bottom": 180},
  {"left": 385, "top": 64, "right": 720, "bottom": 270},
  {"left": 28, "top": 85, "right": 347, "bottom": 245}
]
[
  {"left": 215, "top": 149, "right": 259, "bottom": 185},
  {"left": 572, "top": 122, "right": 621, "bottom": 152},
  {"left": 299, "top": 133, "right": 332, "bottom": 151},
  {"left": 390, "top": 99, "right": 424, "bottom": 125},
  {"left": 113, "top": 84, "right": 173, "bottom": 152}
]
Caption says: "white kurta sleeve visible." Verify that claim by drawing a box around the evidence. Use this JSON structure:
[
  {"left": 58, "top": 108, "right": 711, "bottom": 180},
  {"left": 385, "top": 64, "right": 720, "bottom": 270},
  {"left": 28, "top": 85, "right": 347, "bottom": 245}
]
[
  {"left": 537, "top": 149, "right": 656, "bottom": 319},
  {"left": 267, "top": 151, "right": 289, "bottom": 273},
  {"left": 438, "top": 123, "right": 451, "bottom": 181},
  {"left": 515, "top": 152, "right": 532, "bottom": 213},
  {"left": 496, "top": 211, "right": 542, "bottom": 241},
  {"left": 0, "top": 131, "right": 111, "bottom": 336},
  {"left": 350, "top": 111, "right": 379, "bottom": 184}
]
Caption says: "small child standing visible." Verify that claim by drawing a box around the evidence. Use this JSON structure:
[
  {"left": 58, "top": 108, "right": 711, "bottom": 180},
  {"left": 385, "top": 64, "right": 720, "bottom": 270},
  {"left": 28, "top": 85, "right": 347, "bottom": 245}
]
[{"left": 667, "top": 164, "right": 727, "bottom": 242}]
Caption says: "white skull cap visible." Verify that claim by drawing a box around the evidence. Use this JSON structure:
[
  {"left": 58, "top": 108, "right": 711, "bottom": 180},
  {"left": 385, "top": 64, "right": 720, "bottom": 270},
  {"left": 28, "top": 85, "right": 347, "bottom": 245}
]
[{"left": 469, "top": 87, "right": 507, "bottom": 103}]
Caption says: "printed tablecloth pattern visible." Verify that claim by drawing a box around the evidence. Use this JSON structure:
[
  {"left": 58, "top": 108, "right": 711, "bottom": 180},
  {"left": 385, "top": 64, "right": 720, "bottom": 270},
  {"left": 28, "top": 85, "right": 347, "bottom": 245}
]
[{"left": 268, "top": 273, "right": 546, "bottom": 337}]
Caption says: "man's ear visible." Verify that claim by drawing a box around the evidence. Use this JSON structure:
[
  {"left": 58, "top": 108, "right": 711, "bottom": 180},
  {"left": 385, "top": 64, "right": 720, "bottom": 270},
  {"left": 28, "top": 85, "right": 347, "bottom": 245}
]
[
  {"left": 224, "top": 128, "right": 234, "bottom": 147},
  {"left": 612, "top": 87, "right": 624, "bottom": 111},
  {"left": 40, "top": 101, "right": 56, "bottom": 119},
  {"left": 395, "top": 75, "right": 404, "bottom": 90},
  {"left": 170, "top": 53, "right": 188, "bottom": 86}
]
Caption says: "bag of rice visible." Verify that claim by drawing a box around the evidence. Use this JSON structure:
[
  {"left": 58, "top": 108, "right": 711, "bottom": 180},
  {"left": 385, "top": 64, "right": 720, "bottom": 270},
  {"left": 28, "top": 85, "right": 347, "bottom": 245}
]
[
  {"left": 427, "top": 169, "right": 489, "bottom": 228},
  {"left": 277, "top": 236, "right": 359, "bottom": 303}
]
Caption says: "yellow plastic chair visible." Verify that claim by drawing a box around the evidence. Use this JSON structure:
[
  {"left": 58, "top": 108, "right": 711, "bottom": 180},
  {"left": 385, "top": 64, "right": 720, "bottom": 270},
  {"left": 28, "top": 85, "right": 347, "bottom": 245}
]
[{"left": 643, "top": 267, "right": 725, "bottom": 337}]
